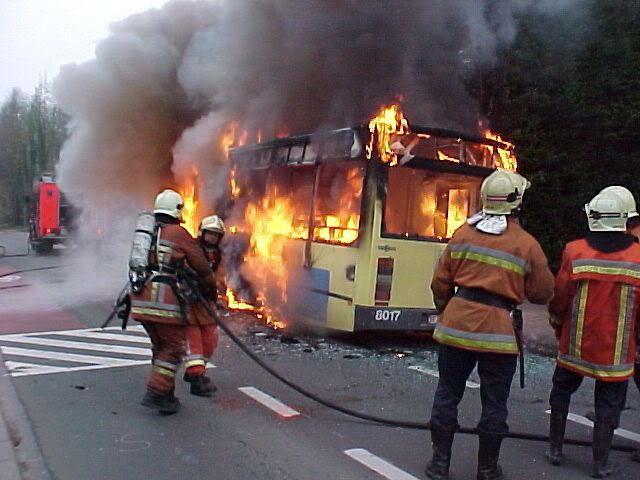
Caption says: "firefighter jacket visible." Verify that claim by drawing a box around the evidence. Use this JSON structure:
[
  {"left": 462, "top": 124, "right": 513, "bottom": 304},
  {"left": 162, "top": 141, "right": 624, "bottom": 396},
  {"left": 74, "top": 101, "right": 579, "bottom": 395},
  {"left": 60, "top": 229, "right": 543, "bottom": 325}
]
[
  {"left": 130, "top": 223, "right": 216, "bottom": 325},
  {"left": 431, "top": 218, "right": 554, "bottom": 354},
  {"left": 190, "top": 243, "right": 226, "bottom": 326},
  {"left": 548, "top": 236, "right": 640, "bottom": 381}
]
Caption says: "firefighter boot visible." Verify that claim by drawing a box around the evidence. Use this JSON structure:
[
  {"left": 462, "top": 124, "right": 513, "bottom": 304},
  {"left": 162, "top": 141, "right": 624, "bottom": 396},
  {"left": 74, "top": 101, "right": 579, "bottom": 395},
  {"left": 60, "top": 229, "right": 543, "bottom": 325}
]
[
  {"left": 476, "top": 431, "right": 504, "bottom": 480},
  {"left": 425, "top": 427, "right": 456, "bottom": 479},
  {"left": 141, "top": 389, "right": 180, "bottom": 415},
  {"left": 591, "top": 421, "right": 618, "bottom": 478},
  {"left": 189, "top": 376, "right": 217, "bottom": 397},
  {"left": 546, "top": 410, "right": 567, "bottom": 465}
]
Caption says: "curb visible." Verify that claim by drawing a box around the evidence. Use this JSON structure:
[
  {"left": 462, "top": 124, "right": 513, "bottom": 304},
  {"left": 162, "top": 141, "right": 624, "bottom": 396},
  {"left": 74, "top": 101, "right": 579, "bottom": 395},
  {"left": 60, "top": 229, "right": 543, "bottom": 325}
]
[{"left": 0, "top": 351, "right": 52, "bottom": 480}]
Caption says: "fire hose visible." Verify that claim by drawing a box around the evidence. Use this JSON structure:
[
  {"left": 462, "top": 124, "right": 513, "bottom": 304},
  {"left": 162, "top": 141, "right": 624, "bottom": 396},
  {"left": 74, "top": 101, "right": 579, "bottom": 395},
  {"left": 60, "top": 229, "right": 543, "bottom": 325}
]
[
  {"left": 0, "top": 265, "right": 70, "bottom": 290},
  {"left": 182, "top": 284, "right": 635, "bottom": 452}
]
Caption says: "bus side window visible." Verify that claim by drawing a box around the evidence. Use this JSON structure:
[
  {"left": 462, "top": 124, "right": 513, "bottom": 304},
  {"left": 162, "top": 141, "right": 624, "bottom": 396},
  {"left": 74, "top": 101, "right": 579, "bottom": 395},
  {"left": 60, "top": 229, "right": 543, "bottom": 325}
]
[{"left": 312, "top": 161, "right": 365, "bottom": 245}]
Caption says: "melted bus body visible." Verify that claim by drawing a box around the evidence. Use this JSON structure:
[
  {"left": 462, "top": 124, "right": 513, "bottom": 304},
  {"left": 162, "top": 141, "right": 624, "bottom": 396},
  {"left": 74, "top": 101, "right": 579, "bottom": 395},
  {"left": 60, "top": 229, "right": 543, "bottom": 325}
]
[{"left": 229, "top": 125, "right": 504, "bottom": 332}]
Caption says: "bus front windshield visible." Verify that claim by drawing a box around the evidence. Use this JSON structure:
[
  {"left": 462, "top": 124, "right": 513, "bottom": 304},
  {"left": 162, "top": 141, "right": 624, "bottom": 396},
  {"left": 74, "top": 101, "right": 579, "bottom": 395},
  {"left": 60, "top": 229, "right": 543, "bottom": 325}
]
[{"left": 383, "top": 167, "right": 483, "bottom": 241}]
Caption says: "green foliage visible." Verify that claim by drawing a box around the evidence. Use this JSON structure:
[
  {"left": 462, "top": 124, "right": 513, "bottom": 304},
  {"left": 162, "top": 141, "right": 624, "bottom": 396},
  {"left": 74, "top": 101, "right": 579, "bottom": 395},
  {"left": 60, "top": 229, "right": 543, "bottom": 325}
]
[
  {"left": 482, "top": 0, "right": 640, "bottom": 269},
  {"left": 0, "top": 83, "right": 69, "bottom": 225}
]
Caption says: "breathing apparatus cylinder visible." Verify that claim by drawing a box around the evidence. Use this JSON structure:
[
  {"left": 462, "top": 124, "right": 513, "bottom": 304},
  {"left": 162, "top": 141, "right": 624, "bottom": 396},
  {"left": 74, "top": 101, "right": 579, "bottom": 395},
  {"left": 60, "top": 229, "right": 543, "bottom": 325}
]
[{"left": 128, "top": 211, "right": 156, "bottom": 293}]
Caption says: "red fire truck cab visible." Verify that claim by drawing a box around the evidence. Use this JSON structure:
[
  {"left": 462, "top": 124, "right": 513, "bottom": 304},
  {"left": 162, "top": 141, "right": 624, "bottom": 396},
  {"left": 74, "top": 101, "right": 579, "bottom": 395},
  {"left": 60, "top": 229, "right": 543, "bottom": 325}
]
[{"left": 28, "top": 175, "right": 74, "bottom": 254}]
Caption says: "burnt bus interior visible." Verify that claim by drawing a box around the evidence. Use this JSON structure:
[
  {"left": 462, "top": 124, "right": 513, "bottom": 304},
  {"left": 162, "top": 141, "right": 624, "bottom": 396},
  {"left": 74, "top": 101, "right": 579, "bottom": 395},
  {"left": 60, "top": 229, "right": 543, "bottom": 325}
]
[{"left": 229, "top": 124, "right": 499, "bottom": 244}]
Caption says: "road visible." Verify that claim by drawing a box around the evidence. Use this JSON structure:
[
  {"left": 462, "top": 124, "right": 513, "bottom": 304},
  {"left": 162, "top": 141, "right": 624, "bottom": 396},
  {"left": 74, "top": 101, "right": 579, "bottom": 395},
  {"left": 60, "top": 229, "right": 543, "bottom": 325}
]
[{"left": 1, "top": 229, "right": 639, "bottom": 480}]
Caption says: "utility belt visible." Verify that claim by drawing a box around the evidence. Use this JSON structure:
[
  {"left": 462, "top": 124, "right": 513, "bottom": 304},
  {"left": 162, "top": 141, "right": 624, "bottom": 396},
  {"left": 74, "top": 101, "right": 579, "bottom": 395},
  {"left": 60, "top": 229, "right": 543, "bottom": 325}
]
[
  {"left": 455, "top": 286, "right": 516, "bottom": 311},
  {"left": 455, "top": 286, "right": 526, "bottom": 388}
]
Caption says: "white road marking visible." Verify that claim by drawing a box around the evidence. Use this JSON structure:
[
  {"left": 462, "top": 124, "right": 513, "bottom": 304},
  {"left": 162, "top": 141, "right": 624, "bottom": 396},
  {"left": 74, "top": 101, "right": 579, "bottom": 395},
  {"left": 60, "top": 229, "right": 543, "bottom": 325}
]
[
  {"left": 408, "top": 365, "right": 480, "bottom": 389},
  {"left": 0, "top": 275, "right": 21, "bottom": 283},
  {"left": 344, "top": 448, "right": 421, "bottom": 480},
  {"left": 1, "top": 346, "right": 140, "bottom": 366},
  {"left": 0, "top": 336, "right": 151, "bottom": 356},
  {"left": 0, "top": 326, "right": 217, "bottom": 377},
  {"left": 47, "top": 330, "right": 151, "bottom": 345},
  {"left": 545, "top": 410, "right": 640, "bottom": 443},
  {"left": 238, "top": 386, "right": 300, "bottom": 418}
]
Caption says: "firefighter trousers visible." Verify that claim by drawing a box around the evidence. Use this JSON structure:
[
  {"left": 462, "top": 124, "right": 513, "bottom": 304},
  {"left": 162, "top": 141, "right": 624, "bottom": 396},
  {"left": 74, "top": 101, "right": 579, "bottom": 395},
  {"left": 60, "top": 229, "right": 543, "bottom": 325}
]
[
  {"left": 430, "top": 344, "right": 517, "bottom": 434},
  {"left": 141, "top": 322, "right": 185, "bottom": 396},
  {"left": 184, "top": 324, "right": 219, "bottom": 378},
  {"left": 549, "top": 365, "right": 628, "bottom": 426}
]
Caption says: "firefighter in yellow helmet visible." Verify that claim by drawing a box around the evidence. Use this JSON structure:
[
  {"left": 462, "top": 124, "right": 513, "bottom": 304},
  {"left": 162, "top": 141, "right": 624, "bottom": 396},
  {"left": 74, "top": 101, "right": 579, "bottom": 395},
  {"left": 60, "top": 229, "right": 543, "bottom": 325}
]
[
  {"left": 183, "top": 215, "right": 226, "bottom": 396},
  {"left": 426, "top": 169, "right": 554, "bottom": 480},
  {"left": 130, "top": 189, "right": 217, "bottom": 414},
  {"left": 547, "top": 190, "right": 640, "bottom": 477}
]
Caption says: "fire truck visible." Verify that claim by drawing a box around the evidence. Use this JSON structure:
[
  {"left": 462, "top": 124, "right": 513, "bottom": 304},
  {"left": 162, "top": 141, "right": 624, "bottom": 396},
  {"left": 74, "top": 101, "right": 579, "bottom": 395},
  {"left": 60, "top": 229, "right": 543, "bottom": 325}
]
[{"left": 28, "top": 175, "right": 75, "bottom": 254}]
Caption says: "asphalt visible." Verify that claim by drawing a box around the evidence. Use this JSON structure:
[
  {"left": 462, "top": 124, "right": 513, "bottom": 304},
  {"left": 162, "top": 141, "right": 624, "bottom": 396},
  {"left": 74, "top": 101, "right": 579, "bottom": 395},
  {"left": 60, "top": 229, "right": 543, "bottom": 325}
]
[{"left": 0, "top": 349, "right": 51, "bottom": 480}]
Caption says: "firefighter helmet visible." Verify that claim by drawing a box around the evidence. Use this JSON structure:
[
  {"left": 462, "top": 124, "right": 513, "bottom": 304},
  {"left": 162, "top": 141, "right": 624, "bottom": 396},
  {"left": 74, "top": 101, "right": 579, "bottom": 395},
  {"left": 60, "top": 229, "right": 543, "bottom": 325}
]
[
  {"left": 585, "top": 191, "right": 628, "bottom": 232},
  {"left": 600, "top": 186, "right": 638, "bottom": 219},
  {"left": 480, "top": 169, "right": 530, "bottom": 215},
  {"left": 199, "top": 215, "right": 225, "bottom": 236},
  {"left": 153, "top": 189, "right": 184, "bottom": 220}
]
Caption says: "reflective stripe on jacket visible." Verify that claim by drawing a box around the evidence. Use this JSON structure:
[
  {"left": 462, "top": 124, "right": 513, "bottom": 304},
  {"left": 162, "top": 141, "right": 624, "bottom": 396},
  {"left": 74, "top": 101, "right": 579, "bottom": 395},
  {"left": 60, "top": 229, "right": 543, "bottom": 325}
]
[
  {"left": 549, "top": 239, "right": 640, "bottom": 381},
  {"left": 431, "top": 219, "right": 554, "bottom": 354},
  {"left": 130, "top": 223, "right": 216, "bottom": 326}
]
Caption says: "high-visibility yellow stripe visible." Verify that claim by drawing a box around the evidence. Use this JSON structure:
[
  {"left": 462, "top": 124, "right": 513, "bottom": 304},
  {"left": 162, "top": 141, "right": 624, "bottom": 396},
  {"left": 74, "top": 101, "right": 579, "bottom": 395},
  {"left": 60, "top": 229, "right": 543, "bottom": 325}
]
[
  {"left": 450, "top": 251, "right": 526, "bottom": 276},
  {"left": 152, "top": 366, "right": 176, "bottom": 378},
  {"left": 185, "top": 359, "right": 206, "bottom": 368},
  {"left": 614, "top": 285, "right": 630, "bottom": 365},
  {"left": 573, "top": 265, "right": 640, "bottom": 281},
  {"left": 433, "top": 329, "right": 518, "bottom": 354},
  {"left": 150, "top": 282, "right": 159, "bottom": 302},
  {"left": 557, "top": 358, "right": 633, "bottom": 379},
  {"left": 130, "top": 306, "right": 183, "bottom": 319},
  {"left": 572, "top": 282, "right": 588, "bottom": 358}
]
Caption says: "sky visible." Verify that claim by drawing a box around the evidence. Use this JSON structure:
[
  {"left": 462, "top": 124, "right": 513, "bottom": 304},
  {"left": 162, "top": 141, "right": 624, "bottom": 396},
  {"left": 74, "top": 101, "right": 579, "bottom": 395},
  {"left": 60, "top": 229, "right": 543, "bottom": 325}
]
[{"left": 0, "top": 0, "right": 170, "bottom": 102}]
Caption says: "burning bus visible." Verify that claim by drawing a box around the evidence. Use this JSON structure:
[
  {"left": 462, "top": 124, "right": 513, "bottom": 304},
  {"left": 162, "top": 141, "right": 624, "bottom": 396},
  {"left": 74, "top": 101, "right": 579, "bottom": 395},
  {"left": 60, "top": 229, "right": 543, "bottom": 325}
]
[{"left": 225, "top": 106, "right": 517, "bottom": 332}]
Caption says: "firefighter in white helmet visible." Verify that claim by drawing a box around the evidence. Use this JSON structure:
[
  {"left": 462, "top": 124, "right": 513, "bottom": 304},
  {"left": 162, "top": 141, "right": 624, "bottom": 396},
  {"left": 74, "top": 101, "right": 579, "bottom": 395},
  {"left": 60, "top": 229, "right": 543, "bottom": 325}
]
[
  {"left": 599, "top": 186, "right": 640, "bottom": 465},
  {"left": 547, "top": 190, "right": 640, "bottom": 477},
  {"left": 427, "top": 169, "right": 554, "bottom": 480},
  {"left": 129, "top": 189, "right": 218, "bottom": 413},
  {"left": 183, "top": 215, "right": 227, "bottom": 396}
]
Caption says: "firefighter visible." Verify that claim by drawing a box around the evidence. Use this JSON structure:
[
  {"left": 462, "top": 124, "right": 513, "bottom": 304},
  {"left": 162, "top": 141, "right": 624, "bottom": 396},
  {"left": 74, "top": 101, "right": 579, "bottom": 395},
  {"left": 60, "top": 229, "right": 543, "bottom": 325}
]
[
  {"left": 426, "top": 169, "right": 555, "bottom": 480},
  {"left": 546, "top": 190, "right": 640, "bottom": 478},
  {"left": 182, "top": 215, "right": 226, "bottom": 397},
  {"left": 130, "top": 189, "right": 217, "bottom": 414},
  {"left": 599, "top": 186, "right": 640, "bottom": 465}
]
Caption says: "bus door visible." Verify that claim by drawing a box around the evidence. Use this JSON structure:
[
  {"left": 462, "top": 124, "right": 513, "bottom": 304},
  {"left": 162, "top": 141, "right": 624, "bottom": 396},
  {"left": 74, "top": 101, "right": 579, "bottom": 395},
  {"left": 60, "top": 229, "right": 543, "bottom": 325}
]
[{"left": 352, "top": 162, "right": 487, "bottom": 331}]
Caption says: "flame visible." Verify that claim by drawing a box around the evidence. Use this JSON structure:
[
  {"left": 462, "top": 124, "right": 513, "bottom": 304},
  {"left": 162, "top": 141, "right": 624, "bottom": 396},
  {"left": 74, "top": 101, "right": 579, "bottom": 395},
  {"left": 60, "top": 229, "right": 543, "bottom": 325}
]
[
  {"left": 446, "top": 189, "right": 470, "bottom": 237},
  {"left": 180, "top": 182, "right": 199, "bottom": 237},
  {"left": 437, "top": 151, "right": 461, "bottom": 163},
  {"left": 225, "top": 288, "right": 256, "bottom": 311},
  {"left": 230, "top": 166, "right": 241, "bottom": 198},
  {"left": 366, "top": 104, "right": 409, "bottom": 165},
  {"left": 483, "top": 130, "right": 518, "bottom": 170},
  {"left": 224, "top": 288, "right": 286, "bottom": 330}
]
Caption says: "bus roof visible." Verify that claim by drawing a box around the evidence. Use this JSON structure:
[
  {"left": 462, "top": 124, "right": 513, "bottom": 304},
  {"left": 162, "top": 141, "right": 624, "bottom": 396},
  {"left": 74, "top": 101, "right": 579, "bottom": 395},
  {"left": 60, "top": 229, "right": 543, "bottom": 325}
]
[{"left": 229, "top": 124, "right": 508, "bottom": 171}]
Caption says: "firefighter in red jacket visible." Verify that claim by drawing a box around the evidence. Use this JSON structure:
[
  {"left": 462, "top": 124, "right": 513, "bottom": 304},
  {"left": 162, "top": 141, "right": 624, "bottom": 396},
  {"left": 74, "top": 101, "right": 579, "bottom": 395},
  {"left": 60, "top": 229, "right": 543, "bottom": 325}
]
[
  {"left": 183, "top": 215, "right": 226, "bottom": 396},
  {"left": 130, "top": 189, "right": 217, "bottom": 414},
  {"left": 427, "top": 169, "right": 555, "bottom": 480},
  {"left": 599, "top": 186, "right": 640, "bottom": 465},
  {"left": 547, "top": 190, "right": 640, "bottom": 478}
]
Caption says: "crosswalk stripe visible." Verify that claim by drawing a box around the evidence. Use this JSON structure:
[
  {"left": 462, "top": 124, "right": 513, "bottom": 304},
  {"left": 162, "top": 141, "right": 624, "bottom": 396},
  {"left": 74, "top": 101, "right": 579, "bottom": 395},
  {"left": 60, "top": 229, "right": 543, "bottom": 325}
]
[
  {"left": 0, "top": 336, "right": 151, "bottom": 356},
  {"left": 1, "top": 346, "right": 139, "bottom": 366},
  {"left": 5, "top": 360, "right": 149, "bottom": 377},
  {"left": 5, "top": 361, "right": 69, "bottom": 376},
  {"left": 47, "top": 330, "right": 151, "bottom": 345}
]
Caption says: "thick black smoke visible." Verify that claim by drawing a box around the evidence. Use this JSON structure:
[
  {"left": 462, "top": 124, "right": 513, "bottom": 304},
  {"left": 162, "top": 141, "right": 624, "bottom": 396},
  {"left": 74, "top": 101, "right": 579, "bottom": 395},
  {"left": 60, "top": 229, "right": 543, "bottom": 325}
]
[{"left": 53, "top": 0, "right": 587, "bottom": 215}]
